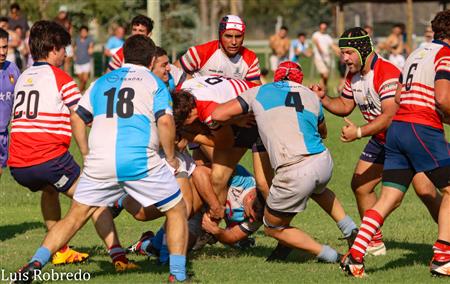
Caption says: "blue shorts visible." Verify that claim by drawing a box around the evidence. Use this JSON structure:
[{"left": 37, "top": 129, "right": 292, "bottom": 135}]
[
  {"left": 384, "top": 121, "right": 450, "bottom": 172},
  {"left": 10, "top": 151, "right": 80, "bottom": 193},
  {"left": 360, "top": 137, "right": 385, "bottom": 164},
  {"left": 0, "top": 130, "right": 8, "bottom": 168}
]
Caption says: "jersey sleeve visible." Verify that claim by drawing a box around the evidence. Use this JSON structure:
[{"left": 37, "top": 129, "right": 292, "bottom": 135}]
[
  {"left": 374, "top": 61, "right": 400, "bottom": 101},
  {"left": 341, "top": 74, "right": 353, "bottom": 99},
  {"left": 434, "top": 46, "right": 450, "bottom": 81},
  {"left": 108, "top": 48, "right": 124, "bottom": 71},
  {"left": 237, "top": 87, "right": 258, "bottom": 113},
  {"left": 76, "top": 83, "right": 94, "bottom": 124},
  {"left": 179, "top": 45, "right": 201, "bottom": 74},
  {"left": 196, "top": 100, "right": 219, "bottom": 129},
  {"left": 51, "top": 66, "right": 82, "bottom": 107},
  {"left": 153, "top": 78, "right": 173, "bottom": 121},
  {"left": 243, "top": 51, "right": 261, "bottom": 81}
]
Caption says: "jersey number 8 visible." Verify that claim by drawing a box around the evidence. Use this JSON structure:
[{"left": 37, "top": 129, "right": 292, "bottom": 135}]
[{"left": 104, "top": 87, "right": 135, "bottom": 118}]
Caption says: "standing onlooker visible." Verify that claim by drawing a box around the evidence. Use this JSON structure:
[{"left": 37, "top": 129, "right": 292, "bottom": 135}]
[
  {"left": 289, "top": 32, "right": 311, "bottom": 63},
  {"left": 74, "top": 25, "right": 94, "bottom": 92},
  {"left": 312, "top": 21, "right": 339, "bottom": 88},
  {"left": 0, "top": 17, "right": 19, "bottom": 65},
  {"left": 269, "top": 26, "right": 290, "bottom": 71},
  {"left": 7, "top": 3, "right": 29, "bottom": 38},
  {"left": 0, "top": 28, "right": 21, "bottom": 178},
  {"left": 419, "top": 26, "right": 434, "bottom": 48},
  {"left": 379, "top": 24, "right": 405, "bottom": 69},
  {"left": 104, "top": 25, "right": 125, "bottom": 69},
  {"left": 54, "top": 5, "right": 73, "bottom": 74}
]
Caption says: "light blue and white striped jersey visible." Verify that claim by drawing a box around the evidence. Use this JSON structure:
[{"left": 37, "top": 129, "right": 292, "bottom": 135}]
[
  {"left": 238, "top": 81, "right": 326, "bottom": 169},
  {"left": 76, "top": 63, "right": 173, "bottom": 181}
]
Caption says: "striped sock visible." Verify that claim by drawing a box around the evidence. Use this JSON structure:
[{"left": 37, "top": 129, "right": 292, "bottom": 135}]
[
  {"left": 108, "top": 245, "right": 128, "bottom": 264},
  {"left": 371, "top": 229, "right": 383, "bottom": 244},
  {"left": 350, "top": 209, "right": 384, "bottom": 262},
  {"left": 433, "top": 240, "right": 450, "bottom": 262}
]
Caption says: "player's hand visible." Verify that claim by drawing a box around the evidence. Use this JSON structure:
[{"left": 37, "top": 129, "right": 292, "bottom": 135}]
[
  {"left": 176, "top": 137, "right": 189, "bottom": 151},
  {"left": 310, "top": 84, "right": 326, "bottom": 99},
  {"left": 165, "top": 157, "right": 180, "bottom": 175},
  {"left": 234, "top": 113, "right": 256, "bottom": 128},
  {"left": 209, "top": 204, "right": 225, "bottom": 220},
  {"left": 202, "top": 213, "right": 220, "bottom": 235},
  {"left": 340, "top": 117, "right": 358, "bottom": 142}
]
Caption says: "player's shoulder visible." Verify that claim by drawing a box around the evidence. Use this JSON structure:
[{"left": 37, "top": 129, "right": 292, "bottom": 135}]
[
  {"left": 434, "top": 43, "right": 450, "bottom": 61},
  {"left": 240, "top": 46, "right": 258, "bottom": 65},
  {"left": 374, "top": 55, "right": 400, "bottom": 78},
  {"left": 191, "top": 40, "right": 220, "bottom": 56}
]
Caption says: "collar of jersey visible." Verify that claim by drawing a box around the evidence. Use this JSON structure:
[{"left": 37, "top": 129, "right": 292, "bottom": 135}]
[
  {"left": 1, "top": 61, "right": 10, "bottom": 70},
  {"left": 33, "top": 61, "right": 50, "bottom": 67},
  {"left": 122, "top": 63, "right": 149, "bottom": 70},
  {"left": 432, "top": 39, "right": 450, "bottom": 49}
]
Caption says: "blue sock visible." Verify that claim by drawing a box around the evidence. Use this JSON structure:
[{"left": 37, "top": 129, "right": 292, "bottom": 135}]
[
  {"left": 169, "top": 254, "right": 186, "bottom": 281},
  {"left": 337, "top": 215, "right": 357, "bottom": 238},
  {"left": 317, "top": 245, "right": 339, "bottom": 263},
  {"left": 30, "top": 246, "right": 51, "bottom": 266},
  {"left": 152, "top": 227, "right": 165, "bottom": 251}
]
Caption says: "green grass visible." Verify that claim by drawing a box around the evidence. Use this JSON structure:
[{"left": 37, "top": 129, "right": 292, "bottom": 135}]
[{"left": 0, "top": 75, "right": 449, "bottom": 283}]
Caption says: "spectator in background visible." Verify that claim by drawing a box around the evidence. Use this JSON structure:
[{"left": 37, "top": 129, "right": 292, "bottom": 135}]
[
  {"left": 269, "top": 26, "right": 290, "bottom": 71},
  {"left": 289, "top": 32, "right": 311, "bottom": 63},
  {"left": 13, "top": 25, "right": 26, "bottom": 70},
  {"left": 54, "top": 5, "right": 73, "bottom": 74},
  {"left": 104, "top": 25, "right": 125, "bottom": 70},
  {"left": 419, "top": 26, "right": 433, "bottom": 48},
  {"left": 378, "top": 23, "right": 405, "bottom": 69},
  {"left": 74, "top": 26, "right": 94, "bottom": 92},
  {"left": 364, "top": 25, "right": 377, "bottom": 49},
  {"left": 0, "top": 17, "right": 19, "bottom": 66},
  {"left": 7, "top": 3, "right": 29, "bottom": 39},
  {"left": 312, "top": 21, "right": 339, "bottom": 88}
]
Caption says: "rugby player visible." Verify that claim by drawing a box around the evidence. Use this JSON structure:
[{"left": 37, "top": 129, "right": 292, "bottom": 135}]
[
  {"left": 211, "top": 61, "right": 345, "bottom": 263},
  {"left": 0, "top": 27, "right": 20, "bottom": 177},
  {"left": 12, "top": 35, "right": 189, "bottom": 283},
  {"left": 8, "top": 21, "right": 124, "bottom": 268},
  {"left": 313, "top": 27, "right": 441, "bottom": 256},
  {"left": 341, "top": 10, "right": 450, "bottom": 277},
  {"left": 175, "top": 15, "right": 261, "bottom": 84},
  {"left": 107, "top": 14, "right": 153, "bottom": 72}
]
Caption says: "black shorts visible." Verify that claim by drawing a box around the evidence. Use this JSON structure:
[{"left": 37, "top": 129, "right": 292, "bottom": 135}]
[
  {"left": 231, "top": 125, "right": 268, "bottom": 153},
  {"left": 360, "top": 138, "right": 385, "bottom": 164},
  {"left": 10, "top": 151, "right": 80, "bottom": 193}
]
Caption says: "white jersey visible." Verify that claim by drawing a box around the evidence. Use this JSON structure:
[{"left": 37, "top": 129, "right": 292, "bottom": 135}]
[
  {"left": 76, "top": 64, "right": 173, "bottom": 181},
  {"left": 312, "top": 31, "right": 334, "bottom": 62},
  {"left": 180, "top": 76, "right": 256, "bottom": 128}
]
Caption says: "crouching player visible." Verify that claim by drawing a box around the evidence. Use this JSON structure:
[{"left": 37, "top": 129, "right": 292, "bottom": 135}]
[
  {"left": 212, "top": 61, "right": 347, "bottom": 263},
  {"left": 12, "top": 35, "right": 189, "bottom": 283},
  {"left": 341, "top": 10, "right": 450, "bottom": 277}
]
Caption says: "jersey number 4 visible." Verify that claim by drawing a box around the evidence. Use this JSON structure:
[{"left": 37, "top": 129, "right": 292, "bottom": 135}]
[
  {"left": 284, "top": 92, "right": 304, "bottom": 112},
  {"left": 104, "top": 87, "right": 135, "bottom": 118}
]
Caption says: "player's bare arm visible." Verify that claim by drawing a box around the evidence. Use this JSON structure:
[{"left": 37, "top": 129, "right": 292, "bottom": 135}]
[
  {"left": 435, "top": 79, "right": 450, "bottom": 116},
  {"left": 341, "top": 97, "right": 398, "bottom": 142},
  {"left": 211, "top": 99, "right": 244, "bottom": 122},
  {"left": 157, "top": 113, "right": 179, "bottom": 170},
  {"left": 311, "top": 84, "right": 355, "bottom": 116},
  {"left": 202, "top": 213, "right": 248, "bottom": 245},
  {"left": 70, "top": 107, "right": 89, "bottom": 160}
]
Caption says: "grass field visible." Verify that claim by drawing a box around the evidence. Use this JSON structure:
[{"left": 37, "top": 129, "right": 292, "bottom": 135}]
[{"left": 0, "top": 75, "right": 449, "bottom": 284}]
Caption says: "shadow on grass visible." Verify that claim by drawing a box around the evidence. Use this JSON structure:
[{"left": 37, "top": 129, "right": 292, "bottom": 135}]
[
  {"left": 365, "top": 240, "right": 432, "bottom": 273},
  {"left": 0, "top": 221, "right": 43, "bottom": 241}
]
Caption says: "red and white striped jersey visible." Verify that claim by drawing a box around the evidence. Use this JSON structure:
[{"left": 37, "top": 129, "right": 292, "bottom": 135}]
[
  {"left": 179, "top": 40, "right": 260, "bottom": 82},
  {"left": 342, "top": 55, "right": 400, "bottom": 142},
  {"left": 180, "top": 76, "right": 256, "bottom": 128},
  {"left": 108, "top": 47, "right": 124, "bottom": 71},
  {"left": 8, "top": 62, "right": 81, "bottom": 167},
  {"left": 394, "top": 40, "right": 450, "bottom": 129}
]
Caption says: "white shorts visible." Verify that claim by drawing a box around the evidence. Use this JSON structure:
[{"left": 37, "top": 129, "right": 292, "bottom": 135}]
[
  {"left": 160, "top": 150, "right": 196, "bottom": 178},
  {"left": 267, "top": 149, "right": 333, "bottom": 214},
  {"left": 74, "top": 62, "right": 92, "bottom": 75},
  {"left": 74, "top": 164, "right": 182, "bottom": 212},
  {"left": 314, "top": 56, "right": 331, "bottom": 75}
]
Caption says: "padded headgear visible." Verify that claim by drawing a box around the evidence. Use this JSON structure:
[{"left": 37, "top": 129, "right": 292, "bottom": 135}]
[
  {"left": 274, "top": 61, "right": 304, "bottom": 84},
  {"left": 218, "top": 15, "right": 246, "bottom": 38},
  {"left": 338, "top": 27, "right": 374, "bottom": 71}
]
